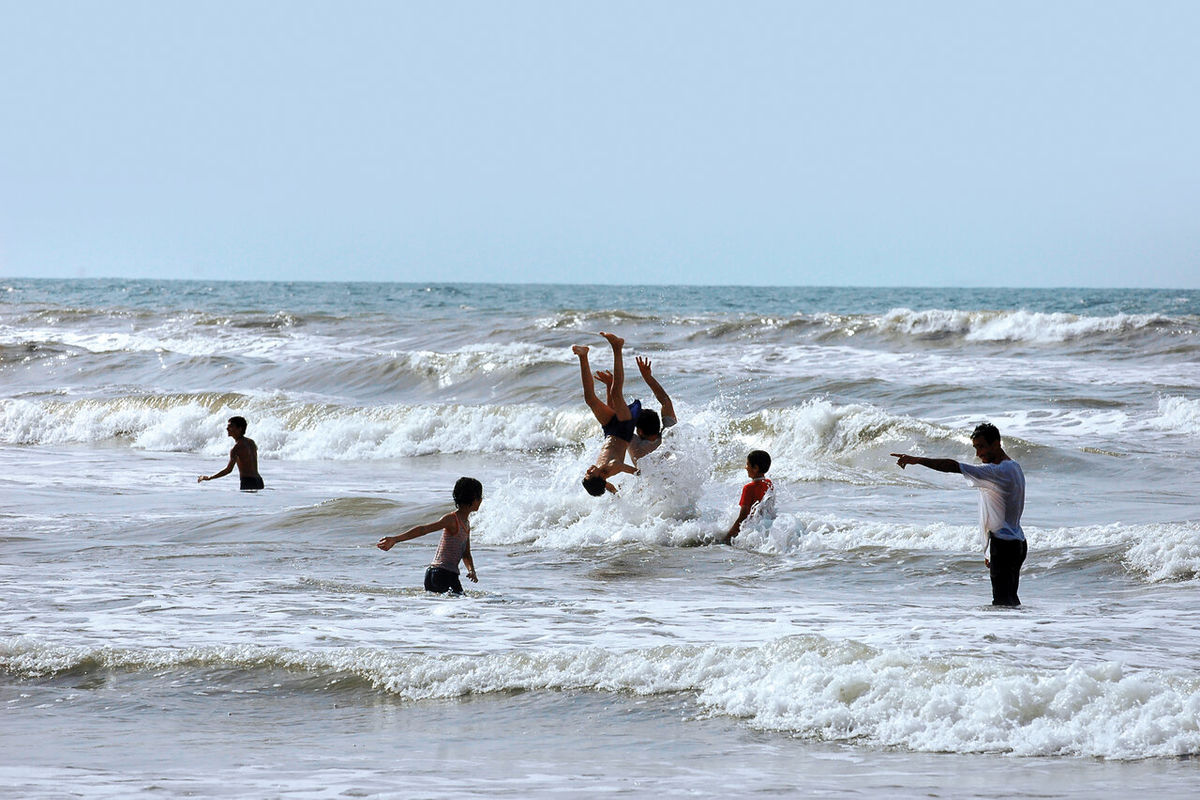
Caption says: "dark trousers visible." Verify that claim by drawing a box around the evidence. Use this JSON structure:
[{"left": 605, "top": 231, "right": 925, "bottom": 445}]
[
  {"left": 989, "top": 535, "right": 1027, "bottom": 606},
  {"left": 424, "top": 567, "right": 463, "bottom": 595}
]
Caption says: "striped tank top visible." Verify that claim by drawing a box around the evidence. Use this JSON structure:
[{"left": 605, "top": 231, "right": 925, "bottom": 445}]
[{"left": 430, "top": 511, "right": 469, "bottom": 574}]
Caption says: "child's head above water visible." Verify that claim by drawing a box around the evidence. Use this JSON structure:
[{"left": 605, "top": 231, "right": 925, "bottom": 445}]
[
  {"left": 453, "top": 477, "right": 484, "bottom": 509},
  {"left": 581, "top": 470, "right": 608, "bottom": 497},
  {"left": 634, "top": 408, "right": 661, "bottom": 439},
  {"left": 746, "top": 449, "right": 771, "bottom": 477}
]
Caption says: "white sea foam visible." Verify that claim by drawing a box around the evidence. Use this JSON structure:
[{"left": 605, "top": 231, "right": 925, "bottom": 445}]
[
  {"left": 1123, "top": 528, "right": 1200, "bottom": 583},
  {"left": 3, "top": 321, "right": 323, "bottom": 360},
  {"left": 480, "top": 470, "right": 1200, "bottom": 582},
  {"left": 4, "top": 636, "right": 1197, "bottom": 759},
  {"left": 389, "top": 343, "right": 564, "bottom": 388},
  {"left": 1028, "top": 522, "right": 1200, "bottom": 583},
  {"left": 0, "top": 395, "right": 592, "bottom": 458},
  {"left": 735, "top": 519, "right": 1200, "bottom": 582},
  {"left": 750, "top": 399, "right": 955, "bottom": 477},
  {"left": 1149, "top": 396, "right": 1200, "bottom": 436},
  {"left": 473, "top": 399, "right": 946, "bottom": 550},
  {"left": 672, "top": 340, "right": 1198, "bottom": 398},
  {"left": 477, "top": 419, "right": 717, "bottom": 549},
  {"left": 938, "top": 397, "right": 1200, "bottom": 445},
  {"left": 877, "top": 308, "right": 1167, "bottom": 343},
  {"left": 935, "top": 408, "right": 1137, "bottom": 442},
  {"left": 0, "top": 394, "right": 943, "bottom": 473},
  {"left": 2, "top": 315, "right": 566, "bottom": 375}
]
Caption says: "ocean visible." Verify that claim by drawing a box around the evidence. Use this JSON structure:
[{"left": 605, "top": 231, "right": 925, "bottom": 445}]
[{"left": 2, "top": 279, "right": 1198, "bottom": 798}]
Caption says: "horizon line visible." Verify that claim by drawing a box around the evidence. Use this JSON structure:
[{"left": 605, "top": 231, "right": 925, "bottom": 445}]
[{"left": 4, "top": 275, "right": 1195, "bottom": 293}]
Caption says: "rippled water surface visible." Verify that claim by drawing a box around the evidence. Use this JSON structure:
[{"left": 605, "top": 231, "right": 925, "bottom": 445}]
[{"left": 2, "top": 280, "right": 1199, "bottom": 798}]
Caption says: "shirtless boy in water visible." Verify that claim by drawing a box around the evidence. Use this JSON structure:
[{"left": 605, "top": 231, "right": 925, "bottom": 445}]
[
  {"left": 575, "top": 332, "right": 638, "bottom": 496},
  {"left": 197, "top": 416, "right": 264, "bottom": 490}
]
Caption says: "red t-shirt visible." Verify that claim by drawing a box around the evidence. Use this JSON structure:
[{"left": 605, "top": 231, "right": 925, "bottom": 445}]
[{"left": 739, "top": 478, "right": 773, "bottom": 509}]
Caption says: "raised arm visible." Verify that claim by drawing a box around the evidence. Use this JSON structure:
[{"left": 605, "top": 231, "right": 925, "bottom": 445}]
[
  {"left": 636, "top": 357, "right": 676, "bottom": 421},
  {"left": 594, "top": 369, "right": 616, "bottom": 408},
  {"left": 377, "top": 512, "right": 456, "bottom": 551},
  {"left": 890, "top": 453, "right": 961, "bottom": 473}
]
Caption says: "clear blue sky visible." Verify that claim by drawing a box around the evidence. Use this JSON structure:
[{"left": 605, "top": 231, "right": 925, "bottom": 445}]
[{"left": 2, "top": 1, "right": 1198, "bottom": 287}]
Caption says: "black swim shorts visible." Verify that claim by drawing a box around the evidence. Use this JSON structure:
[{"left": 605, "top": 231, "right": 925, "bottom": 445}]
[
  {"left": 600, "top": 412, "right": 638, "bottom": 443},
  {"left": 424, "top": 566, "right": 464, "bottom": 595}
]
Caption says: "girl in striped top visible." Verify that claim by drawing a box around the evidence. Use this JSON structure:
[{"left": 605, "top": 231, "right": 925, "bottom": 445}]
[{"left": 376, "top": 477, "right": 483, "bottom": 594}]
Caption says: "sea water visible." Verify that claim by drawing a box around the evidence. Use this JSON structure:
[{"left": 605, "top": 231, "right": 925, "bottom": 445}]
[{"left": 1, "top": 280, "right": 1198, "bottom": 798}]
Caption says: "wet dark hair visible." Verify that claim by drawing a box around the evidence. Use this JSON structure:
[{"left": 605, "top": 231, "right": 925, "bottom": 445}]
[
  {"left": 635, "top": 408, "right": 661, "bottom": 438},
  {"left": 970, "top": 423, "right": 1001, "bottom": 444},
  {"left": 747, "top": 449, "right": 772, "bottom": 474},
  {"left": 453, "top": 477, "right": 483, "bottom": 508},
  {"left": 228, "top": 416, "right": 248, "bottom": 433},
  {"left": 582, "top": 474, "right": 607, "bottom": 497}
]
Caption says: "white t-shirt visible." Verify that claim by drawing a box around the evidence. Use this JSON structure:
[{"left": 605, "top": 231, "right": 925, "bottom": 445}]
[{"left": 959, "top": 459, "right": 1025, "bottom": 546}]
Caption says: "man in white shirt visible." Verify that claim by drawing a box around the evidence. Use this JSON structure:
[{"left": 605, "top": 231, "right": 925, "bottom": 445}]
[{"left": 891, "top": 423, "right": 1027, "bottom": 606}]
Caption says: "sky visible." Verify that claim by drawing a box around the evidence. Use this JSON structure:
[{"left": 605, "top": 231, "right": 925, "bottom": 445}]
[{"left": 1, "top": 1, "right": 1198, "bottom": 287}]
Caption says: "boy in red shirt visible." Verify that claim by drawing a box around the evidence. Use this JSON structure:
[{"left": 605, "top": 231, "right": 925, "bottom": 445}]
[{"left": 724, "top": 449, "right": 774, "bottom": 543}]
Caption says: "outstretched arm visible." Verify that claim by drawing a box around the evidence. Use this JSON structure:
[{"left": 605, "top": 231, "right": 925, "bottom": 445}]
[
  {"left": 377, "top": 513, "right": 455, "bottom": 551},
  {"left": 636, "top": 357, "right": 676, "bottom": 421},
  {"left": 891, "top": 454, "right": 961, "bottom": 473},
  {"left": 198, "top": 452, "right": 236, "bottom": 482}
]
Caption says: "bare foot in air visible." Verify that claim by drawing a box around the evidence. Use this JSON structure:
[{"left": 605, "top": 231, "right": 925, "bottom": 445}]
[{"left": 599, "top": 331, "right": 624, "bottom": 348}]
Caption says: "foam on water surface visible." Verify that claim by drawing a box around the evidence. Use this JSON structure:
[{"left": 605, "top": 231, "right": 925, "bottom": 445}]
[{"left": 4, "top": 281, "right": 1200, "bottom": 797}]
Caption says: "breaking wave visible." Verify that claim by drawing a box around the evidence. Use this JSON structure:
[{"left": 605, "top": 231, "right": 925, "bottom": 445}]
[
  {"left": 0, "top": 393, "right": 591, "bottom": 459},
  {"left": 4, "top": 636, "right": 1198, "bottom": 759},
  {"left": 872, "top": 308, "right": 1176, "bottom": 344}
]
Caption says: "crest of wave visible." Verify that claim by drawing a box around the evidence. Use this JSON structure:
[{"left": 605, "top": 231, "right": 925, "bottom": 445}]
[
  {"left": 731, "top": 518, "right": 1200, "bottom": 581},
  {"left": 395, "top": 342, "right": 563, "bottom": 388},
  {"left": 877, "top": 308, "right": 1162, "bottom": 343},
  {"left": 9, "top": 636, "right": 1198, "bottom": 759},
  {"left": 733, "top": 517, "right": 980, "bottom": 556},
  {"left": 0, "top": 394, "right": 596, "bottom": 458},
  {"left": 533, "top": 309, "right": 677, "bottom": 330},
  {"left": 0, "top": 395, "right": 220, "bottom": 449},
  {"left": 260, "top": 402, "right": 591, "bottom": 460},
  {"left": 1030, "top": 522, "right": 1200, "bottom": 583},
  {"left": 744, "top": 399, "right": 956, "bottom": 484},
  {"left": 1123, "top": 522, "right": 1200, "bottom": 582},
  {"left": 20, "top": 316, "right": 318, "bottom": 359},
  {"left": 194, "top": 399, "right": 594, "bottom": 460},
  {"left": 1149, "top": 396, "right": 1200, "bottom": 436}
]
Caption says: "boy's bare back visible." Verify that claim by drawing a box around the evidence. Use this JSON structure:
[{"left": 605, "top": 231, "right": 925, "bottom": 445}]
[{"left": 231, "top": 437, "right": 259, "bottom": 478}]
